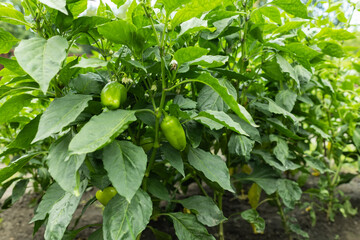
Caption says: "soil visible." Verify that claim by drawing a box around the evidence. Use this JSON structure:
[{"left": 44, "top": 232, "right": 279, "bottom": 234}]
[{"left": 1, "top": 177, "right": 360, "bottom": 240}]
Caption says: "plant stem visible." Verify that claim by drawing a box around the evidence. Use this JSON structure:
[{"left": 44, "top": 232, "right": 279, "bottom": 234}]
[
  {"left": 218, "top": 193, "right": 225, "bottom": 240},
  {"left": 275, "top": 193, "right": 292, "bottom": 240}
]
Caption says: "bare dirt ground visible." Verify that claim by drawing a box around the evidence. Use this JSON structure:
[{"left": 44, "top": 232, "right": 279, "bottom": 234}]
[{"left": 1, "top": 178, "right": 360, "bottom": 240}]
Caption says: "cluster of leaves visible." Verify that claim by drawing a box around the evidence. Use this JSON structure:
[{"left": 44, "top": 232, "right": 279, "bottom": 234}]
[{"left": 1, "top": 0, "right": 360, "bottom": 239}]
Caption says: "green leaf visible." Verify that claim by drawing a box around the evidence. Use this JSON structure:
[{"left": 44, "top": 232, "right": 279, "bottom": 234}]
[
  {"left": 193, "top": 73, "right": 256, "bottom": 126},
  {"left": 269, "top": 135, "right": 289, "bottom": 165},
  {"left": 103, "top": 141, "right": 147, "bottom": 202},
  {"left": 0, "top": 154, "right": 38, "bottom": 183},
  {"left": 68, "top": 0, "right": 88, "bottom": 17},
  {"left": 265, "top": 97, "right": 298, "bottom": 123},
  {"left": 69, "top": 110, "right": 136, "bottom": 155},
  {"left": 156, "top": 0, "right": 191, "bottom": 14},
  {"left": 271, "top": 0, "right": 309, "bottom": 19},
  {"left": 188, "top": 147, "right": 233, "bottom": 192},
  {"left": 8, "top": 115, "right": 40, "bottom": 149},
  {"left": 0, "top": 28, "right": 18, "bottom": 54},
  {"left": 0, "top": 94, "right": 33, "bottom": 124},
  {"left": 0, "top": 57, "right": 26, "bottom": 76},
  {"left": 39, "top": 0, "right": 68, "bottom": 14},
  {"left": 0, "top": 4, "right": 29, "bottom": 26},
  {"left": 111, "top": 0, "right": 126, "bottom": 7},
  {"left": 241, "top": 209, "right": 265, "bottom": 234},
  {"left": 275, "top": 90, "right": 297, "bottom": 112},
  {"left": 44, "top": 181, "right": 87, "bottom": 240},
  {"left": 276, "top": 179, "right": 302, "bottom": 209},
  {"left": 174, "top": 95, "right": 197, "bottom": 109},
  {"left": 47, "top": 133, "right": 85, "bottom": 196},
  {"left": 259, "top": 6, "right": 281, "bottom": 25},
  {"left": 286, "top": 42, "right": 320, "bottom": 60},
  {"left": 30, "top": 183, "right": 65, "bottom": 223},
  {"left": 178, "top": 17, "right": 209, "bottom": 37},
  {"left": 103, "top": 189, "right": 152, "bottom": 240},
  {"left": 33, "top": 94, "right": 92, "bottom": 143},
  {"left": 304, "top": 156, "right": 331, "bottom": 174},
  {"left": 318, "top": 41, "right": 345, "bottom": 58},
  {"left": 98, "top": 20, "right": 144, "bottom": 55},
  {"left": 353, "top": 128, "right": 360, "bottom": 150},
  {"left": 172, "top": 0, "right": 225, "bottom": 27},
  {"left": 197, "top": 84, "right": 232, "bottom": 112},
  {"left": 174, "top": 47, "right": 209, "bottom": 67},
  {"left": 253, "top": 149, "right": 300, "bottom": 171},
  {"left": 161, "top": 143, "right": 185, "bottom": 177},
  {"left": 147, "top": 178, "right": 170, "bottom": 201},
  {"left": 228, "top": 134, "right": 254, "bottom": 160},
  {"left": 69, "top": 73, "right": 105, "bottom": 95},
  {"left": 189, "top": 55, "right": 228, "bottom": 68},
  {"left": 196, "top": 110, "right": 248, "bottom": 136},
  {"left": 315, "top": 27, "right": 356, "bottom": 41},
  {"left": 273, "top": 21, "right": 306, "bottom": 34},
  {"left": 276, "top": 54, "right": 299, "bottom": 87},
  {"left": 14, "top": 36, "right": 68, "bottom": 93},
  {"left": 147, "top": 226, "right": 172, "bottom": 240},
  {"left": 267, "top": 118, "right": 303, "bottom": 140},
  {"left": 177, "top": 196, "right": 226, "bottom": 227},
  {"left": 168, "top": 212, "right": 215, "bottom": 240},
  {"left": 233, "top": 165, "right": 278, "bottom": 195},
  {"left": 71, "top": 58, "right": 108, "bottom": 68},
  {"left": 11, "top": 179, "right": 29, "bottom": 204}
]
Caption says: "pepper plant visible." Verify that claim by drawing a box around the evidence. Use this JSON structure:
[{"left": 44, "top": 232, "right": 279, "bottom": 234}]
[{"left": 0, "top": 0, "right": 360, "bottom": 240}]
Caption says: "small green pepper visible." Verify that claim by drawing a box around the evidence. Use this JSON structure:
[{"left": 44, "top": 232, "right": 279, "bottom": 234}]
[
  {"left": 100, "top": 82, "right": 127, "bottom": 109},
  {"left": 160, "top": 115, "right": 186, "bottom": 151},
  {"left": 96, "top": 186, "right": 117, "bottom": 206}
]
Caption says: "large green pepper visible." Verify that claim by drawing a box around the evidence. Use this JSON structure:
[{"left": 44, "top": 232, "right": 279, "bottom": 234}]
[
  {"left": 160, "top": 115, "right": 186, "bottom": 151},
  {"left": 100, "top": 82, "right": 127, "bottom": 109}
]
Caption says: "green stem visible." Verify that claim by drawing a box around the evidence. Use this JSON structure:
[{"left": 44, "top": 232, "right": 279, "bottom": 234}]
[
  {"left": 218, "top": 193, "right": 225, "bottom": 240},
  {"left": 275, "top": 193, "right": 292, "bottom": 240},
  {"left": 143, "top": 148, "right": 158, "bottom": 191}
]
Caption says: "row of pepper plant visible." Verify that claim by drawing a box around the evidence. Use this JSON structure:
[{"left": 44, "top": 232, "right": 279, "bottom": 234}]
[{"left": 0, "top": 0, "right": 360, "bottom": 239}]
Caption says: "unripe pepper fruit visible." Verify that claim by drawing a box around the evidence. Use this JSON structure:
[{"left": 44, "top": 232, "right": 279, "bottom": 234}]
[
  {"left": 160, "top": 115, "right": 186, "bottom": 151},
  {"left": 96, "top": 186, "right": 117, "bottom": 206},
  {"left": 100, "top": 82, "right": 127, "bottom": 109}
]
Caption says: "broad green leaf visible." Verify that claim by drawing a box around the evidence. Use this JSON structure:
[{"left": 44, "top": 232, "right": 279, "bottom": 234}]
[
  {"left": 315, "top": 28, "right": 356, "bottom": 41},
  {"left": 267, "top": 118, "right": 303, "bottom": 140},
  {"left": 196, "top": 110, "right": 248, "bottom": 136},
  {"left": 253, "top": 149, "right": 300, "bottom": 171},
  {"left": 241, "top": 209, "right": 265, "bottom": 234},
  {"left": 265, "top": 97, "right": 298, "bottom": 123},
  {"left": 309, "top": 125, "right": 330, "bottom": 139},
  {"left": 0, "top": 4, "right": 30, "bottom": 26},
  {"left": 69, "top": 110, "right": 137, "bottom": 155},
  {"left": 156, "top": 0, "right": 191, "bottom": 14},
  {"left": 69, "top": 73, "right": 105, "bottom": 95},
  {"left": 147, "top": 226, "right": 171, "bottom": 240},
  {"left": 30, "top": 183, "right": 65, "bottom": 223},
  {"left": 72, "top": 16, "right": 110, "bottom": 34},
  {"left": 259, "top": 6, "right": 281, "bottom": 25},
  {"left": 8, "top": 115, "right": 40, "bottom": 149},
  {"left": 286, "top": 42, "right": 320, "bottom": 60},
  {"left": 234, "top": 165, "right": 278, "bottom": 195},
  {"left": 353, "top": 128, "right": 360, "bottom": 150},
  {"left": 269, "top": 135, "right": 289, "bottom": 165},
  {"left": 197, "top": 84, "right": 231, "bottom": 113},
  {"left": 103, "top": 141, "right": 147, "bottom": 202},
  {"left": 276, "top": 179, "right": 302, "bottom": 209},
  {"left": 14, "top": 36, "right": 68, "bottom": 93},
  {"left": 168, "top": 212, "right": 215, "bottom": 240},
  {"left": 174, "top": 47, "right": 209, "bottom": 67},
  {"left": 11, "top": 179, "right": 29, "bottom": 204},
  {"left": 33, "top": 94, "right": 92, "bottom": 143},
  {"left": 0, "top": 28, "right": 18, "bottom": 54},
  {"left": 188, "top": 147, "right": 233, "bottom": 192},
  {"left": 178, "top": 17, "right": 209, "bottom": 37},
  {"left": 318, "top": 41, "right": 345, "bottom": 58},
  {"left": 174, "top": 95, "right": 197, "bottom": 109},
  {"left": 193, "top": 73, "right": 256, "bottom": 126},
  {"left": 189, "top": 55, "right": 228, "bottom": 68},
  {"left": 68, "top": 0, "right": 87, "bottom": 17},
  {"left": 271, "top": 0, "right": 309, "bottom": 19},
  {"left": 203, "top": 16, "right": 239, "bottom": 40},
  {"left": 172, "top": 0, "right": 225, "bottom": 27},
  {"left": 228, "top": 134, "right": 254, "bottom": 160},
  {"left": 44, "top": 181, "right": 87, "bottom": 240},
  {"left": 276, "top": 54, "right": 299, "bottom": 87},
  {"left": 147, "top": 178, "right": 170, "bottom": 201},
  {"left": 195, "top": 116, "right": 224, "bottom": 130},
  {"left": 161, "top": 143, "right": 185, "bottom": 176},
  {"left": 47, "top": 133, "right": 85, "bottom": 195},
  {"left": 111, "top": 0, "right": 126, "bottom": 7},
  {"left": 71, "top": 58, "right": 108, "bottom": 68},
  {"left": 177, "top": 196, "right": 226, "bottom": 227},
  {"left": 273, "top": 21, "right": 306, "bottom": 34},
  {"left": 304, "top": 156, "right": 331, "bottom": 174},
  {"left": 98, "top": 20, "right": 144, "bottom": 55},
  {"left": 275, "top": 90, "right": 297, "bottom": 112},
  {"left": 0, "top": 57, "right": 27, "bottom": 76},
  {"left": 0, "top": 154, "right": 39, "bottom": 183},
  {"left": 39, "top": 0, "right": 68, "bottom": 14},
  {"left": 0, "top": 94, "right": 33, "bottom": 124},
  {"left": 103, "top": 189, "right": 152, "bottom": 240}
]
